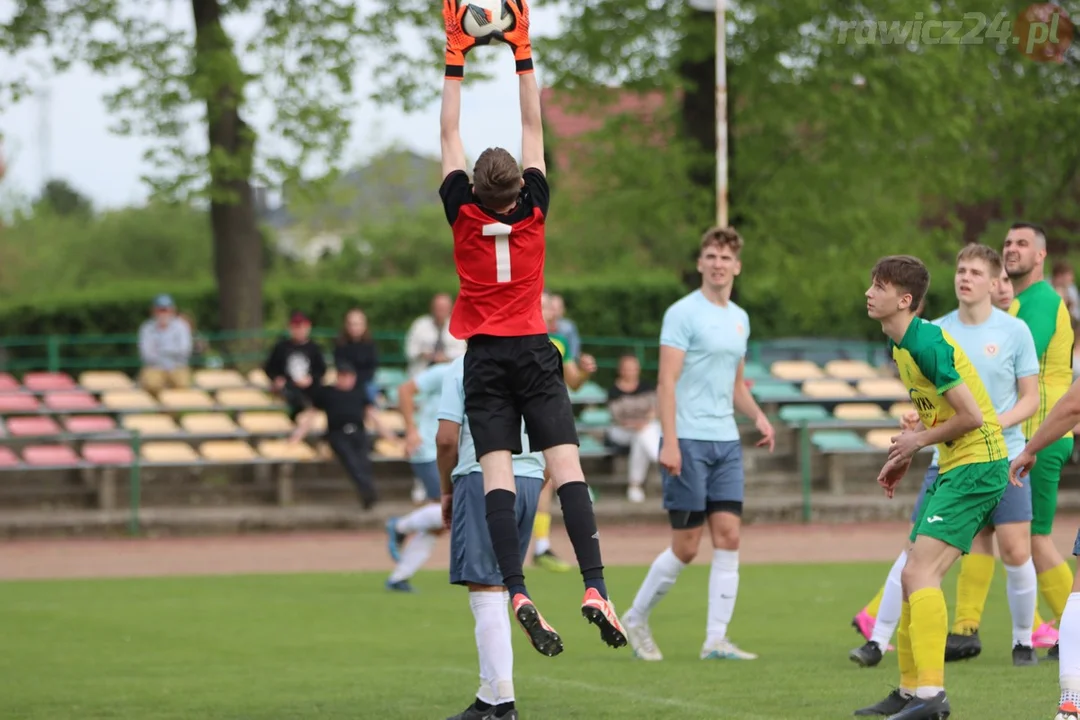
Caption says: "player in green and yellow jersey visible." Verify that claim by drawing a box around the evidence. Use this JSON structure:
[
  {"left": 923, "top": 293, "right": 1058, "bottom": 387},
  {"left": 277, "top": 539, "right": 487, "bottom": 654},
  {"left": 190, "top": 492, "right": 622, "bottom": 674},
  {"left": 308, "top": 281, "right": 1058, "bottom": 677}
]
[
  {"left": 530, "top": 292, "right": 597, "bottom": 573},
  {"left": 1005, "top": 222, "right": 1076, "bottom": 661},
  {"left": 855, "top": 255, "right": 1011, "bottom": 720}
]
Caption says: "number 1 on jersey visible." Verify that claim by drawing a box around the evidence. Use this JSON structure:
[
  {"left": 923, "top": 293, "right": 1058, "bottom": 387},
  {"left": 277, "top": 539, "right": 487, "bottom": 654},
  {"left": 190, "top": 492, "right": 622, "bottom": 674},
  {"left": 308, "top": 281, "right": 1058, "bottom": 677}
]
[{"left": 483, "top": 222, "right": 512, "bottom": 283}]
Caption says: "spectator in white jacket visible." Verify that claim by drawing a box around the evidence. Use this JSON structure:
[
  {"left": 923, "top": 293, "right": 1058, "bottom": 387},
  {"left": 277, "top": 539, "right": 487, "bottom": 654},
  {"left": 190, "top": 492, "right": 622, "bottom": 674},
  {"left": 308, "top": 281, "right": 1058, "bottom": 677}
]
[{"left": 404, "top": 292, "right": 466, "bottom": 376}]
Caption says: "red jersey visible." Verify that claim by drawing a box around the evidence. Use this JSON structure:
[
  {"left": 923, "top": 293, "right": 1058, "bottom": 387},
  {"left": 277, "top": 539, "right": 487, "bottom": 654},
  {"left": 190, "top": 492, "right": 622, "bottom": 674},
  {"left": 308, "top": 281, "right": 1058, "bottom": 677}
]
[{"left": 439, "top": 168, "right": 550, "bottom": 339}]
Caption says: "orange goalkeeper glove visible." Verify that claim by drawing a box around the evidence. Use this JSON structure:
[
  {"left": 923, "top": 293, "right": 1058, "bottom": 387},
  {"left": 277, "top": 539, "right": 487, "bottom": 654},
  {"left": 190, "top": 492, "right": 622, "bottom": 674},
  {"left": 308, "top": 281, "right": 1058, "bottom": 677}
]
[
  {"left": 443, "top": 0, "right": 477, "bottom": 80},
  {"left": 502, "top": 0, "right": 533, "bottom": 74}
]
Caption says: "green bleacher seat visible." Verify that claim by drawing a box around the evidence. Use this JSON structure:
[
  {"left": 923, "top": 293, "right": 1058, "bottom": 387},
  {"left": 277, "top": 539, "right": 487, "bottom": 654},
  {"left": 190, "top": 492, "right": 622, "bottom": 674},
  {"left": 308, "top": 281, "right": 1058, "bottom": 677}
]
[
  {"left": 578, "top": 407, "right": 612, "bottom": 428},
  {"left": 742, "top": 361, "right": 771, "bottom": 381},
  {"left": 750, "top": 380, "right": 803, "bottom": 402},
  {"left": 569, "top": 381, "right": 607, "bottom": 404},
  {"left": 779, "top": 404, "right": 831, "bottom": 423},
  {"left": 578, "top": 435, "right": 607, "bottom": 455},
  {"left": 375, "top": 367, "right": 408, "bottom": 389},
  {"left": 811, "top": 430, "right": 868, "bottom": 452}
]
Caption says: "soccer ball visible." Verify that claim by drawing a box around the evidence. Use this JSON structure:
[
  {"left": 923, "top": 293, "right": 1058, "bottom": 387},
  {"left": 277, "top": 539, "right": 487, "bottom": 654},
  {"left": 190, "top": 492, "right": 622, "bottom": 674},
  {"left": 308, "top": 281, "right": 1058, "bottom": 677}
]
[{"left": 460, "top": 0, "right": 515, "bottom": 42}]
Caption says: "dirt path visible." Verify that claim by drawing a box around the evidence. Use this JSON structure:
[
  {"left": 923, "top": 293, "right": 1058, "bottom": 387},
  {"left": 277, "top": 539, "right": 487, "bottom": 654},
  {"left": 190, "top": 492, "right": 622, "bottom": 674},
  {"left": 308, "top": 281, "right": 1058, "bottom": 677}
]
[{"left": 4, "top": 517, "right": 1078, "bottom": 581}]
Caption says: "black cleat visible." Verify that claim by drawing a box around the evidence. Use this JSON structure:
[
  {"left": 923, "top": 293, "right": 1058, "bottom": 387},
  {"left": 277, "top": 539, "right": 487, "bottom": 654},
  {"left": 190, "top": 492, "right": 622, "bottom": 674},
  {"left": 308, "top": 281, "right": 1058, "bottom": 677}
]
[
  {"left": 943, "top": 628, "right": 981, "bottom": 662},
  {"left": 854, "top": 688, "right": 911, "bottom": 716},
  {"left": 850, "top": 640, "right": 884, "bottom": 668},
  {"left": 446, "top": 702, "right": 494, "bottom": 720},
  {"left": 1012, "top": 643, "right": 1038, "bottom": 666},
  {"left": 886, "top": 691, "right": 951, "bottom": 719},
  {"left": 1049, "top": 641, "right": 1060, "bottom": 660}
]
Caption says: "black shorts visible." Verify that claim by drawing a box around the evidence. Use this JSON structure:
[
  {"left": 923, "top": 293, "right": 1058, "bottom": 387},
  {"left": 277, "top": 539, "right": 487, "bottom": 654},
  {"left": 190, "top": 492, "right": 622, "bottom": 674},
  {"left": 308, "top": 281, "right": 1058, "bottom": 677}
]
[{"left": 463, "top": 334, "right": 579, "bottom": 459}]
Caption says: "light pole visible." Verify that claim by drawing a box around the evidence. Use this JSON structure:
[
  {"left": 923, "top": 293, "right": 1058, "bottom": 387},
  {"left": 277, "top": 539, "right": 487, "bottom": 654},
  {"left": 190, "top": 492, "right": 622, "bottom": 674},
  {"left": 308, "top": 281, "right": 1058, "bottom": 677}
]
[{"left": 688, "top": 0, "right": 727, "bottom": 229}]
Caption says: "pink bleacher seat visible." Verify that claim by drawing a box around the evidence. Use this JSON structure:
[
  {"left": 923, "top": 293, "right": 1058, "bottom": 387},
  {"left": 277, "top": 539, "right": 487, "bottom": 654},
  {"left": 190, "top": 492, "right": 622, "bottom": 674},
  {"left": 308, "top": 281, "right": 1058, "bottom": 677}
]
[
  {"left": 22, "top": 444, "right": 81, "bottom": 467},
  {"left": 64, "top": 415, "right": 118, "bottom": 434},
  {"left": 6, "top": 416, "right": 62, "bottom": 436},
  {"left": 44, "top": 390, "right": 101, "bottom": 411},
  {"left": 0, "top": 373, "right": 19, "bottom": 393},
  {"left": 0, "top": 447, "right": 19, "bottom": 467},
  {"left": 82, "top": 443, "right": 135, "bottom": 465},
  {"left": 22, "top": 371, "right": 77, "bottom": 392},
  {"left": 0, "top": 393, "right": 40, "bottom": 413}
]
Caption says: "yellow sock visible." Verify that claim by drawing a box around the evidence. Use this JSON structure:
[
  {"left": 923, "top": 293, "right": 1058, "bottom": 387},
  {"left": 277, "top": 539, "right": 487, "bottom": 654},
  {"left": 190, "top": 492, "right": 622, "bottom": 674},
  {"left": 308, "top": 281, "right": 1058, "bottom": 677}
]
[
  {"left": 864, "top": 584, "right": 885, "bottom": 619},
  {"left": 909, "top": 587, "right": 948, "bottom": 690},
  {"left": 1035, "top": 608, "right": 1046, "bottom": 628},
  {"left": 533, "top": 511, "right": 551, "bottom": 541},
  {"left": 1038, "top": 562, "right": 1075, "bottom": 621},
  {"left": 897, "top": 600, "right": 917, "bottom": 692},
  {"left": 951, "top": 553, "right": 995, "bottom": 634}
]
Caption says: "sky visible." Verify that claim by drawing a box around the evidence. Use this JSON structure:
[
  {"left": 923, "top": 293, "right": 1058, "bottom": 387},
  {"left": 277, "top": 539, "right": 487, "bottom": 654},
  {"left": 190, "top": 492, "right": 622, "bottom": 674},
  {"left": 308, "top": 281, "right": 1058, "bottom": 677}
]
[{"left": 0, "top": 2, "right": 565, "bottom": 209}]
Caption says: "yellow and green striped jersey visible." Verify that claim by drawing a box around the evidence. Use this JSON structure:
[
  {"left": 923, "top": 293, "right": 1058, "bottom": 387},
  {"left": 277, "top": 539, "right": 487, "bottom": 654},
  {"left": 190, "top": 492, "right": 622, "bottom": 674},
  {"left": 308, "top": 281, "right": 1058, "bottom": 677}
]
[
  {"left": 1009, "top": 280, "right": 1075, "bottom": 439},
  {"left": 889, "top": 316, "right": 1007, "bottom": 472}
]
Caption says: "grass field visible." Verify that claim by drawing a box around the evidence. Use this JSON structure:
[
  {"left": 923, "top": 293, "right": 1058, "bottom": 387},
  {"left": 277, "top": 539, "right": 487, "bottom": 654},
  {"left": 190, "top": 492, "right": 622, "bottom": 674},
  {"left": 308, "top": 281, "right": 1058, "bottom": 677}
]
[{"left": 0, "top": 561, "right": 1063, "bottom": 719}]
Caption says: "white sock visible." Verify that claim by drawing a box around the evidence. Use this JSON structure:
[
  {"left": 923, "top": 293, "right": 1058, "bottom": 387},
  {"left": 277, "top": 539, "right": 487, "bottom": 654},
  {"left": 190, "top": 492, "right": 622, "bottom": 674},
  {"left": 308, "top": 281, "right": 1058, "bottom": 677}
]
[
  {"left": 470, "top": 591, "right": 514, "bottom": 705},
  {"left": 916, "top": 686, "right": 944, "bottom": 699},
  {"left": 628, "top": 547, "right": 686, "bottom": 622},
  {"left": 1060, "top": 593, "right": 1080, "bottom": 707},
  {"left": 395, "top": 503, "right": 443, "bottom": 534},
  {"left": 388, "top": 532, "right": 438, "bottom": 583},
  {"left": 535, "top": 537, "right": 551, "bottom": 555},
  {"left": 870, "top": 550, "right": 908, "bottom": 648},
  {"left": 1004, "top": 559, "right": 1037, "bottom": 648},
  {"left": 706, "top": 549, "right": 739, "bottom": 644}
]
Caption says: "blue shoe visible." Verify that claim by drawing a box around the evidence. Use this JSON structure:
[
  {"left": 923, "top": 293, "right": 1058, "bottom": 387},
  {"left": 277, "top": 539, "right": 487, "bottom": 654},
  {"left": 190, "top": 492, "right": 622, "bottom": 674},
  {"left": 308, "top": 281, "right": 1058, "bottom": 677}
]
[
  {"left": 386, "top": 579, "right": 415, "bottom": 593},
  {"left": 385, "top": 517, "right": 404, "bottom": 562}
]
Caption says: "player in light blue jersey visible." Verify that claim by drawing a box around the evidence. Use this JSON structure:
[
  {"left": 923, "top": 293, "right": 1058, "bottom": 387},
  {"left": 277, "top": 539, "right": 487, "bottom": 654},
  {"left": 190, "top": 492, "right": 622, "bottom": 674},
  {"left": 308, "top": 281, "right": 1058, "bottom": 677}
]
[
  {"left": 622, "top": 226, "right": 775, "bottom": 663},
  {"left": 383, "top": 361, "right": 453, "bottom": 592},
  {"left": 438, "top": 354, "right": 545, "bottom": 720},
  {"left": 850, "top": 245, "right": 1041, "bottom": 684}
]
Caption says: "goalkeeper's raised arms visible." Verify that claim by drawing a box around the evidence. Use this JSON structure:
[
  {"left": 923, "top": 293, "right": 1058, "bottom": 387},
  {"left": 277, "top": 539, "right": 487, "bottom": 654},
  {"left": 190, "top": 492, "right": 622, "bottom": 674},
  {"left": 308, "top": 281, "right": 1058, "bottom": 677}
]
[
  {"left": 502, "top": 0, "right": 534, "bottom": 75},
  {"left": 443, "top": 0, "right": 477, "bottom": 80}
]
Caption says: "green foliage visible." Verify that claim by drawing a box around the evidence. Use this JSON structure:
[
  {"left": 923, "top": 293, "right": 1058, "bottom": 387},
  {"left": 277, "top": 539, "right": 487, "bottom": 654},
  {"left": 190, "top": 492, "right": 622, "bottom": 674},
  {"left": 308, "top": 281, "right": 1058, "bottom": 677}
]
[{"left": 33, "top": 179, "right": 93, "bottom": 218}]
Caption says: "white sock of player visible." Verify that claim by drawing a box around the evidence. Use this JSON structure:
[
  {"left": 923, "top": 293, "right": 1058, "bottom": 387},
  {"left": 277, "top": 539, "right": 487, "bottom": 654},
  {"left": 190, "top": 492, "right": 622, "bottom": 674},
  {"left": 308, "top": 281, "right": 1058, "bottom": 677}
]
[
  {"left": 395, "top": 503, "right": 443, "bottom": 534},
  {"left": 628, "top": 547, "right": 686, "bottom": 623},
  {"left": 388, "top": 532, "right": 438, "bottom": 583},
  {"left": 706, "top": 549, "right": 739, "bottom": 644},
  {"left": 870, "top": 550, "right": 908, "bottom": 648},
  {"left": 1004, "top": 559, "right": 1037, "bottom": 648},
  {"left": 1060, "top": 592, "right": 1080, "bottom": 708},
  {"left": 534, "top": 536, "right": 551, "bottom": 555},
  {"left": 470, "top": 590, "right": 514, "bottom": 706}
]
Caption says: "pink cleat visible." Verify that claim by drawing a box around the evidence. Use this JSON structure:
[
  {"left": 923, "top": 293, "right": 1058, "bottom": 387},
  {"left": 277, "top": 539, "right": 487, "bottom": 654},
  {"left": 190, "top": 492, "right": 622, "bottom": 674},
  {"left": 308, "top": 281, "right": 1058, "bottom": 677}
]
[
  {"left": 851, "top": 609, "right": 894, "bottom": 651},
  {"left": 1033, "top": 621, "right": 1059, "bottom": 649}
]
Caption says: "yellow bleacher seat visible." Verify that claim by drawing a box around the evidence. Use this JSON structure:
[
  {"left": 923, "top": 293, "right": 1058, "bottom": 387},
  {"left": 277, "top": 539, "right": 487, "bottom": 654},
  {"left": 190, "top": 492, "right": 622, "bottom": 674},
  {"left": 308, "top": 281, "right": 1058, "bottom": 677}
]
[
  {"left": 122, "top": 413, "right": 181, "bottom": 436},
  {"left": 181, "top": 413, "right": 240, "bottom": 435},
  {"left": 79, "top": 370, "right": 135, "bottom": 391},
  {"left": 373, "top": 409, "right": 405, "bottom": 433},
  {"left": 889, "top": 402, "right": 916, "bottom": 419},
  {"left": 103, "top": 389, "right": 159, "bottom": 411},
  {"left": 258, "top": 439, "right": 317, "bottom": 461},
  {"left": 308, "top": 411, "right": 328, "bottom": 433},
  {"left": 801, "top": 379, "right": 859, "bottom": 398},
  {"left": 217, "top": 388, "right": 275, "bottom": 409},
  {"left": 857, "top": 378, "right": 910, "bottom": 400},
  {"left": 769, "top": 360, "right": 825, "bottom": 381},
  {"left": 323, "top": 368, "right": 338, "bottom": 386},
  {"left": 824, "top": 359, "right": 878, "bottom": 380},
  {"left": 199, "top": 440, "right": 258, "bottom": 462},
  {"left": 865, "top": 429, "right": 895, "bottom": 449},
  {"left": 193, "top": 369, "right": 248, "bottom": 390},
  {"left": 142, "top": 441, "right": 200, "bottom": 463},
  {"left": 158, "top": 388, "right": 215, "bottom": 410},
  {"left": 833, "top": 403, "right": 887, "bottom": 420},
  {"left": 247, "top": 368, "right": 271, "bottom": 389},
  {"left": 374, "top": 437, "right": 407, "bottom": 459},
  {"left": 238, "top": 411, "right": 294, "bottom": 434}
]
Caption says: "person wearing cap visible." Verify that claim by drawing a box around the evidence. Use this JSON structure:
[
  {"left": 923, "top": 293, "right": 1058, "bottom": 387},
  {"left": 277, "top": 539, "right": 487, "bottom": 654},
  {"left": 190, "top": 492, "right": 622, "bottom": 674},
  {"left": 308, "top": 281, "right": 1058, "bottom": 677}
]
[
  {"left": 289, "top": 360, "right": 389, "bottom": 509},
  {"left": 137, "top": 294, "right": 194, "bottom": 394},
  {"left": 263, "top": 311, "right": 327, "bottom": 420}
]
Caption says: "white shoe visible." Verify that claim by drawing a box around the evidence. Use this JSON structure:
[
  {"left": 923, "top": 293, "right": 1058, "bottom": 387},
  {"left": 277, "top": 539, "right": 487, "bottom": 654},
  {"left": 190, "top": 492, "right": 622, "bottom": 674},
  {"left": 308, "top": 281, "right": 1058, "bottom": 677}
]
[
  {"left": 622, "top": 611, "right": 663, "bottom": 661},
  {"left": 627, "top": 486, "right": 645, "bottom": 503},
  {"left": 700, "top": 638, "right": 757, "bottom": 660}
]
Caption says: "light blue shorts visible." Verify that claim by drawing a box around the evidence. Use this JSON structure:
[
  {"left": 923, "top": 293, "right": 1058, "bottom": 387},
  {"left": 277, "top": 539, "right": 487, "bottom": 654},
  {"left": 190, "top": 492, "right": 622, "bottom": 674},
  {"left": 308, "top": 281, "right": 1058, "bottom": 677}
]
[
  {"left": 410, "top": 460, "right": 441, "bottom": 502},
  {"left": 660, "top": 438, "right": 744, "bottom": 513}
]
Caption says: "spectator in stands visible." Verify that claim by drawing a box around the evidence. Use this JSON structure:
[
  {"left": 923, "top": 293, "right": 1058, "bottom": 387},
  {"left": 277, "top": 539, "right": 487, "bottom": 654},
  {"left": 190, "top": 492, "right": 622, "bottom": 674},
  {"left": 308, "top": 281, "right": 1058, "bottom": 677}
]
[
  {"left": 138, "top": 294, "right": 193, "bottom": 393},
  {"left": 547, "top": 291, "right": 583, "bottom": 361},
  {"left": 334, "top": 307, "right": 379, "bottom": 399},
  {"left": 1052, "top": 260, "right": 1080, "bottom": 321},
  {"left": 605, "top": 354, "right": 661, "bottom": 503},
  {"left": 289, "top": 361, "right": 390, "bottom": 509},
  {"left": 404, "top": 292, "right": 466, "bottom": 376},
  {"left": 264, "top": 311, "right": 326, "bottom": 420}
]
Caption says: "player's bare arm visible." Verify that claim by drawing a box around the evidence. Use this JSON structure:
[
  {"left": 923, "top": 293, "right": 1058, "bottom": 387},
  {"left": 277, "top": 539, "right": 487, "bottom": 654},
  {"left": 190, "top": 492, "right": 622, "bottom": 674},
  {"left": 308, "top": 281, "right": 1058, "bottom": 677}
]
[
  {"left": 519, "top": 71, "right": 545, "bottom": 175},
  {"left": 657, "top": 345, "right": 685, "bottom": 475},
  {"left": 436, "top": 418, "right": 461, "bottom": 527},
  {"left": 1011, "top": 378, "right": 1080, "bottom": 482},
  {"left": 732, "top": 359, "right": 775, "bottom": 452},
  {"left": 397, "top": 379, "right": 423, "bottom": 455},
  {"left": 890, "top": 383, "right": 983, "bottom": 461},
  {"left": 562, "top": 353, "right": 596, "bottom": 392},
  {"left": 996, "top": 374, "right": 1039, "bottom": 430},
  {"left": 440, "top": 79, "right": 467, "bottom": 180}
]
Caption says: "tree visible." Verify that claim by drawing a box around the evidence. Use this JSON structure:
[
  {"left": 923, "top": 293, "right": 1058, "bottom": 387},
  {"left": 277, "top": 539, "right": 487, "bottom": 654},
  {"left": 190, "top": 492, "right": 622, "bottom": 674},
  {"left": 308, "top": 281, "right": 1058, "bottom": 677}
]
[
  {"left": 34, "top": 179, "right": 92, "bottom": 218},
  {"left": 0, "top": 0, "right": 362, "bottom": 331}
]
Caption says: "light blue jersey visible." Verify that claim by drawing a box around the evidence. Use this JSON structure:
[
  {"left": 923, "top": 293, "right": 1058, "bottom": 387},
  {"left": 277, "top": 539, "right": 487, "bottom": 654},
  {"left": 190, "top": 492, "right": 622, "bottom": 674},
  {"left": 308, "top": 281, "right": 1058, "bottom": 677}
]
[
  {"left": 928, "top": 308, "right": 1039, "bottom": 465},
  {"left": 659, "top": 289, "right": 750, "bottom": 442},
  {"left": 410, "top": 362, "right": 453, "bottom": 463},
  {"left": 436, "top": 356, "right": 546, "bottom": 480}
]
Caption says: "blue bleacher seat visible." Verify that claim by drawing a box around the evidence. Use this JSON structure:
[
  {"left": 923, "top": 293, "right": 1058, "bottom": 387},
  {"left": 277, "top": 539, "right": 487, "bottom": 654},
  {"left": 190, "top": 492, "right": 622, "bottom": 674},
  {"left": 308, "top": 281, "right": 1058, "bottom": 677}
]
[
  {"left": 811, "top": 430, "right": 868, "bottom": 452},
  {"left": 750, "top": 380, "right": 803, "bottom": 402},
  {"left": 578, "top": 407, "right": 612, "bottom": 428},
  {"left": 569, "top": 381, "right": 607, "bottom": 404},
  {"left": 779, "top": 404, "right": 831, "bottom": 423}
]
